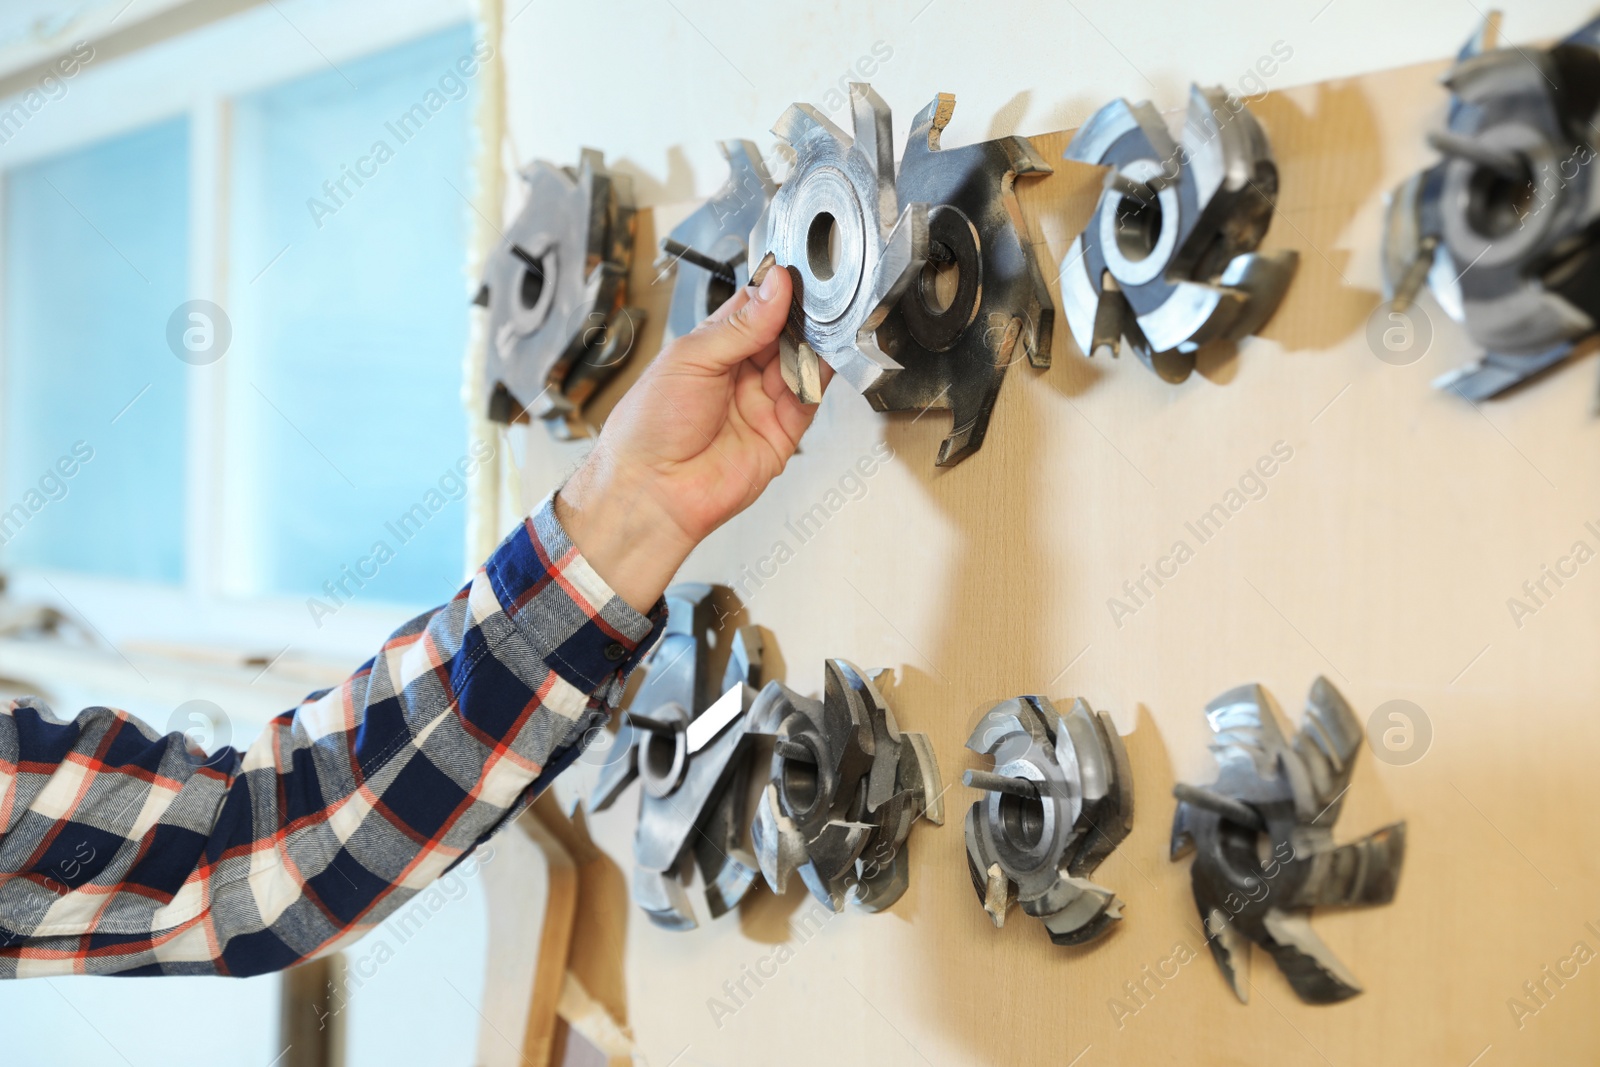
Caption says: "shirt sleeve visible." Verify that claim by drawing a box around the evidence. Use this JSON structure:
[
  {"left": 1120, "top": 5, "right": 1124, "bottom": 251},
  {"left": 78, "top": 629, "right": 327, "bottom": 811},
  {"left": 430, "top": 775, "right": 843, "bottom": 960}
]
[{"left": 0, "top": 494, "right": 664, "bottom": 977}]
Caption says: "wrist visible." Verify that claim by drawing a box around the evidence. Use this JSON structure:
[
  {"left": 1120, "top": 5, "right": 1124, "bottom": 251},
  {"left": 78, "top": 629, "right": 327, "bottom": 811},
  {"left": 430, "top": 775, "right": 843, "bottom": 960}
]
[{"left": 554, "top": 454, "right": 695, "bottom": 615}]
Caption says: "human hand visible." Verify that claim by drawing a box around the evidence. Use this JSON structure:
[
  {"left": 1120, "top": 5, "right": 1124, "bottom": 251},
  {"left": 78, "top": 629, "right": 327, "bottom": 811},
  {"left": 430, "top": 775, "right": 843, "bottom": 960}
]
[{"left": 555, "top": 259, "right": 832, "bottom": 612}]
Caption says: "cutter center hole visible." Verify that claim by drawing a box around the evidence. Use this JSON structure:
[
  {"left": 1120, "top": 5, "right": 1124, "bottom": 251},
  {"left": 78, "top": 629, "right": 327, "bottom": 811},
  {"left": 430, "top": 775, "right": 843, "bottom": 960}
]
[
  {"left": 518, "top": 260, "right": 547, "bottom": 310},
  {"left": 918, "top": 242, "right": 960, "bottom": 314},
  {"left": 999, "top": 791, "right": 1045, "bottom": 851},
  {"left": 642, "top": 730, "right": 678, "bottom": 781},
  {"left": 780, "top": 752, "right": 820, "bottom": 814},
  {"left": 1114, "top": 193, "right": 1163, "bottom": 263},
  {"left": 1467, "top": 158, "right": 1535, "bottom": 239},
  {"left": 807, "top": 212, "right": 841, "bottom": 281}
]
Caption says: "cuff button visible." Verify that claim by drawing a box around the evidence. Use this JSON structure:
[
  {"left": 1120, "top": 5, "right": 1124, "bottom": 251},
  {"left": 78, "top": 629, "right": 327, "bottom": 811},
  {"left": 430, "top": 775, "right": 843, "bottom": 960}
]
[{"left": 603, "top": 642, "right": 627, "bottom": 662}]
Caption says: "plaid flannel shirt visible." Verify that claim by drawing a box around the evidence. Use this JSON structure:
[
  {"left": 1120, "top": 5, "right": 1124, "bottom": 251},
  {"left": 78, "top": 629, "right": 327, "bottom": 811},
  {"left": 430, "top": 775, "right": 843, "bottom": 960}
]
[{"left": 0, "top": 495, "right": 663, "bottom": 977}]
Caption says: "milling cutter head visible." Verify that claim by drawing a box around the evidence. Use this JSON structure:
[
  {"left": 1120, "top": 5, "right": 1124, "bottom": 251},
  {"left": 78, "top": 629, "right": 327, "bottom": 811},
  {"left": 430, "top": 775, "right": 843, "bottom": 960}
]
[
  {"left": 869, "top": 93, "right": 1056, "bottom": 467},
  {"left": 748, "top": 660, "right": 943, "bottom": 913},
  {"left": 1171, "top": 678, "right": 1406, "bottom": 1004},
  {"left": 480, "top": 148, "right": 643, "bottom": 438},
  {"left": 963, "top": 696, "right": 1133, "bottom": 945},
  {"left": 750, "top": 83, "right": 929, "bottom": 403},
  {"left": 1381, "top": 13, "right": 1600, "bottom": 401},
  {"left": 586, "top": 584, "right": 766, "bottom": 931},
  {"left": 1060, "top": 85, "right": 1297, "bottom": 383}
]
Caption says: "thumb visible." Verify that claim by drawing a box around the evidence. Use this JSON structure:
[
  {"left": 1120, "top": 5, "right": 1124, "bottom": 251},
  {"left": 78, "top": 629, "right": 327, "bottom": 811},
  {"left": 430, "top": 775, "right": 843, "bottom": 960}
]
[{"left": 671, "top": 260, "right": 792, "bottom": 373}]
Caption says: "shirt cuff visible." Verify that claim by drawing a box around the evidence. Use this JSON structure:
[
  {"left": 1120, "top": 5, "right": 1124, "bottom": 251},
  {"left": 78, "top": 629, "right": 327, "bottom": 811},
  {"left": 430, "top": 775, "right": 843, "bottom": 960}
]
[{"left": 483, "top": 492, "right": 667, "bottom": 693}]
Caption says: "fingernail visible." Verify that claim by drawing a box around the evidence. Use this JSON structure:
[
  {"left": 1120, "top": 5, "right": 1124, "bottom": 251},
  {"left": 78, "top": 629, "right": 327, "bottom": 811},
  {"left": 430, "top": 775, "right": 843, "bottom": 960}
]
[{"left": 753, "top": 252, "right": 779, "bottom": 301}]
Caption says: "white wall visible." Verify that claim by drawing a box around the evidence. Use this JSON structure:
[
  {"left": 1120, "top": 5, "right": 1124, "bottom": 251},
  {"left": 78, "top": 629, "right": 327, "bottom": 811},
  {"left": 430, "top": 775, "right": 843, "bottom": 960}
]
[{"left": 502, "top": 0, "right": 1597, "bottom": 206}]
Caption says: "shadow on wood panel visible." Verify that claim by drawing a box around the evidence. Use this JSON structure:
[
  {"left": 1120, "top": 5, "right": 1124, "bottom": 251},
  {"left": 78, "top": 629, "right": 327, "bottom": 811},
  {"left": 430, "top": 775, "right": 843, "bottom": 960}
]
[{"left": 1247, "top": 81, "right": 1385, "bottom": 356}]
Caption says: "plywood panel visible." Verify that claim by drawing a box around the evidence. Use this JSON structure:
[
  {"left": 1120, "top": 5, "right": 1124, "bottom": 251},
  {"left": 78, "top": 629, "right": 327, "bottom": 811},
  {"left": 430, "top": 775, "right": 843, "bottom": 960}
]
[{"left": 512, "top": 57, "right": 1600, "bottom": 1066}]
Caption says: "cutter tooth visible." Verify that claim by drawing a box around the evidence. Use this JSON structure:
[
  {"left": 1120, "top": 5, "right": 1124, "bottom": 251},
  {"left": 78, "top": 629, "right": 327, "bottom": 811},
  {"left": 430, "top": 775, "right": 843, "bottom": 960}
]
[
  {"left": 864, "top": 202, "right": 929, "bottom": 327},
  {"left": 634, "top": 867, "right": 697, "bottom": 932},
  {"left": 904, "top": 92, "right": 958, "bottom": 159},
  {"left": 1039, "top": 876, "right": 1121, "bottom": 945},
  {"left": 721, "top": 137, "right": 770, "bottom": 184},
  {"left": 1170, "top": 800, "right": 1197, "bottom": 860},
  {"left": 848, "top": 82, "right": 899, "bottom": 222},
  {"left": 834, "top": 335, "right": 902, "bottom": 398},
  {"left": 586, "top": 722, "right": 640, "bottom": 813},
  {"left": 703, "top": 847, "right": 761, "bottom": 919},
  {"left": 773, "top": 102, "right": 846, "bottom": 153},
  {"left": 1380, "top": 173, "right": 1434, "bottom": 307},
  {"left": 1218, "top": 251, "right": 1298, "bottom": 343},
  {"left": 1128, "top": 99, "right": 1180, "bottom": 164},
  {"left": 1025, "top": 320, "right": 1056, "bottom": 369},
  {"left": 1461, "top": 9, "right": 1502, "bottom": 57},
  {"left": 723, "top": 626, "right": 764, "bottom": 692},
  {"left": 576, "top": 146, "right": 604, "bottom": 178},
  {"left": 902, "top": 731, "right": 944, "bottom": 826},
  {"left": 1261, "top": 908, "right": 1364, "bottom": 1004},
  {"left": 518, "top": 159, "right": 553, "bottom": 184},
  {"left": 853, "top": 845, "right": 911, "bottom": 913},
  {"left": 1137, "top": 330, "right": 1198, "bottom": 384},
  {"left": 1205, "top": 906, "right": 1253, "bottom": 1003},
  {"left": 1432, "top": 345, "right": 1572, "bottom": 400},
  {"left": 780, "top": 333, "right": 825, "bottom": 404},
  {"left": 1186, "top": 85, "right": 1270, "bottom": 195},
  {"left": 797, "top": 859, "right": 845, "bottom": 912},
  {"left": 983, "top": 862, "right": 1014, "bottom": 927},
  {"left": 1065, "top": 97, "right": 1142, "bottom": 165},
  {"left": 1060, "top": 234, "right": 1101, "bottom": 357},
  {"left": 1002, "top": 131, "right": 1052, "bottom": 177}
]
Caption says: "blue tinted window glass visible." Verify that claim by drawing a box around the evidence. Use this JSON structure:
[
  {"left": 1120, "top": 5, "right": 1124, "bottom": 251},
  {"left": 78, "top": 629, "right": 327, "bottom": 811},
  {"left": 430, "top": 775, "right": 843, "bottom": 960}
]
[
  {"left": 3, "top": 118, "right": 190, "bottom": 583},
  {"left": 229, "top": 25, "right": 475, "bottom": 605}
]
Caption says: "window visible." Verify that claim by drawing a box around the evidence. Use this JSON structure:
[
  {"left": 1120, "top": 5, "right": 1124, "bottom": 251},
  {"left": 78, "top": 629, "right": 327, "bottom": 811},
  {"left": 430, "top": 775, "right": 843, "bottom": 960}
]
[
  {"left": 0, "top": 14, "right": 482, "bottom": 665},
  {"left": 3, "top": 116, "right": 190, "bottom": 583},
  {"left": 224, "top": 25, "right": 475, "bottom": 606}
]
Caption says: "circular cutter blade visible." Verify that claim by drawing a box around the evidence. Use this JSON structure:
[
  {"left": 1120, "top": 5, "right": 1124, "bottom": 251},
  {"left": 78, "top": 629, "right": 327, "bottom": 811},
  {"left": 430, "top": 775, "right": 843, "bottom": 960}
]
[
  {"left": 1383, "top": 15, "right": 1600, "bottom": 401},
  {"left": 869, "top": 93, "right": 1055, "bottom": 468},
  {"left": 749, "top": 83, "right": 928, "bottom": 403},
  {"left": 480, "top": 148, "right": 643, "bottom": 437},
  {"left": 1060, "top": 85, "right": 1295, "bottom": 383}
]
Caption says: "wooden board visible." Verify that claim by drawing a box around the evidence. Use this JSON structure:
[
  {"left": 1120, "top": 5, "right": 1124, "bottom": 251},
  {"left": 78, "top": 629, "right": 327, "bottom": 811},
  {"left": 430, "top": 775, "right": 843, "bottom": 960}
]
[
  {"left": 474, "top": 804, "right": 577, "bottom": 1067},
  {"left": 512, "top": 56, "right": 1600, "bottom": 1066}
]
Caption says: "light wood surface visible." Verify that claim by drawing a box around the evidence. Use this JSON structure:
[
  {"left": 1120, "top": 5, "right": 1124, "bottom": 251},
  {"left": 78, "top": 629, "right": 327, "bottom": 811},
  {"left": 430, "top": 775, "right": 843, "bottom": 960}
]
[
  {"left": 512, "top": 55, "right": 1600, "bottom": 1067},
  {"left": 474, "top": 805, "right": 577, "bottom": 1067}
]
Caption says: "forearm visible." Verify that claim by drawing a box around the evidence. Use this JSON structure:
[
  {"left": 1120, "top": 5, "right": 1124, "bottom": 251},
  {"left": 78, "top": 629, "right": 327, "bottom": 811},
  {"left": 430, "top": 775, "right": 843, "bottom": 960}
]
[
  {"left": 556, "top": 448, "right": 696, "bottom": 615},
  {"left": 0, "top": 495, "right": 663, "bottom": 977}
]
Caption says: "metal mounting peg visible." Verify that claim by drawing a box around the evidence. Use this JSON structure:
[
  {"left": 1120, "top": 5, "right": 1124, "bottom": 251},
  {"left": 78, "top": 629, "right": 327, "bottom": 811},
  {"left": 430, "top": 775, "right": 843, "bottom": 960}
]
[{"left": 963, "top": 768, "right": 1040, "bottom": 799}]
